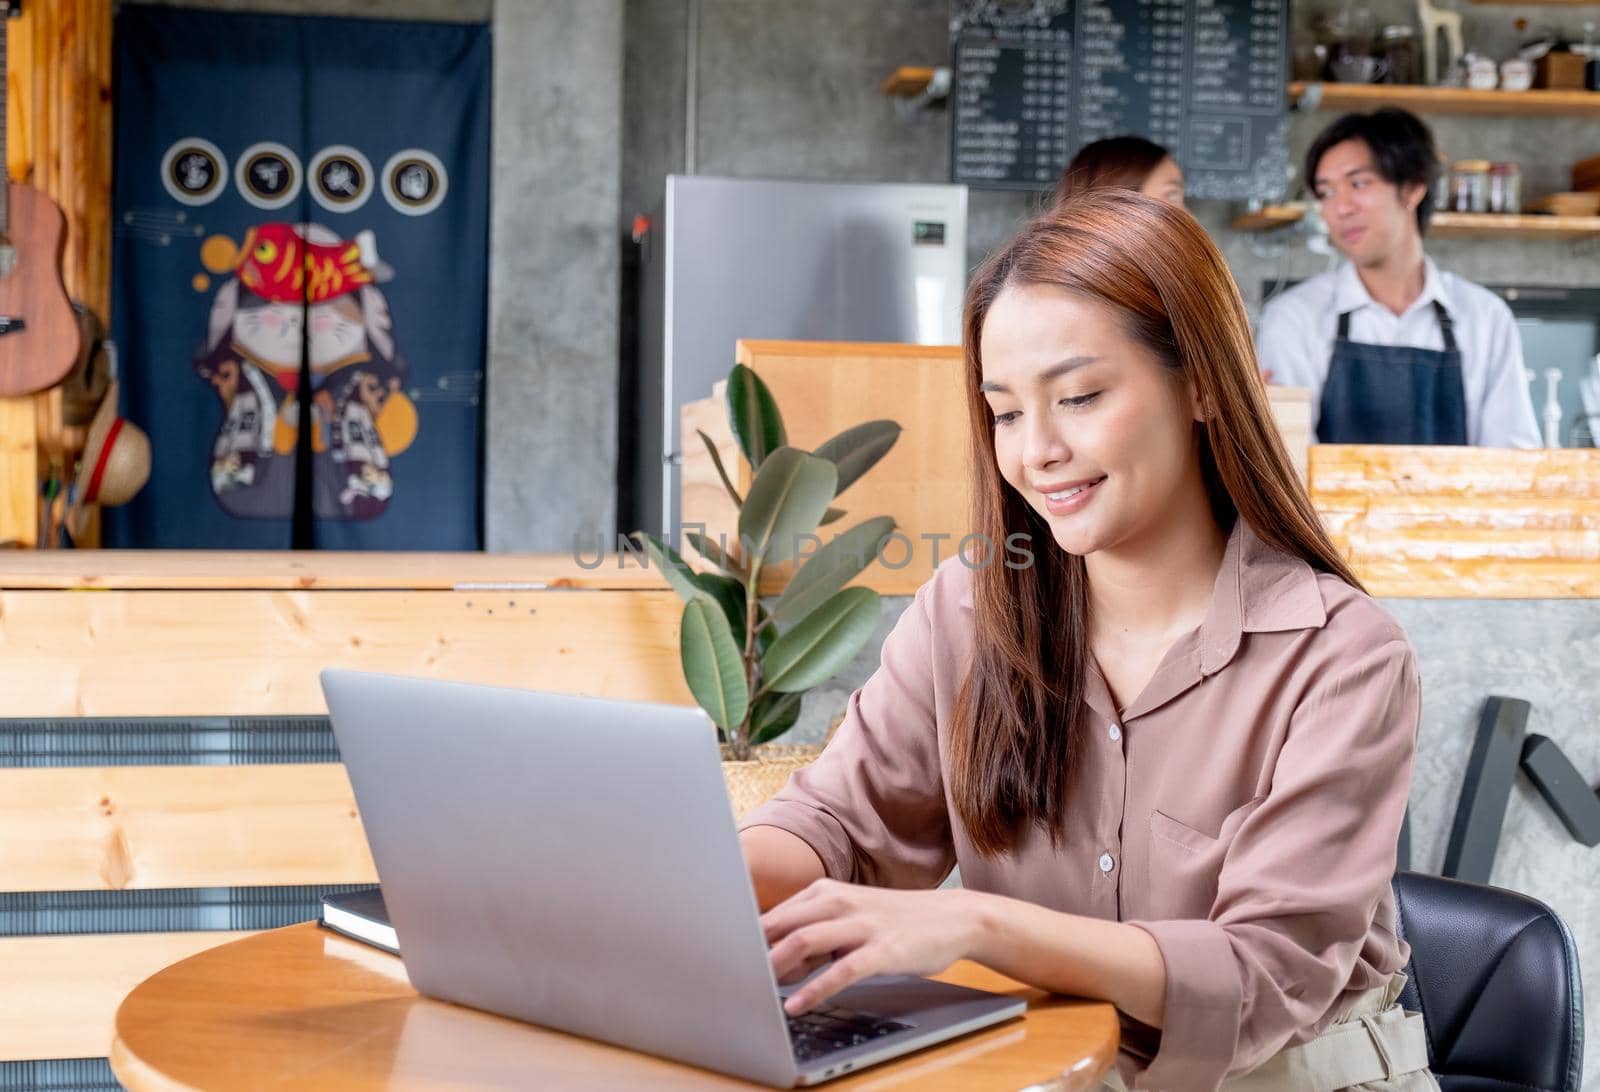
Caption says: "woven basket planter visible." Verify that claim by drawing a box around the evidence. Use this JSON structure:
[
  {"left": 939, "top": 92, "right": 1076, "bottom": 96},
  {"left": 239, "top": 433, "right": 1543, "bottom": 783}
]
[{"left": 720, "top": 743, "right": 823, "bottom": 820}]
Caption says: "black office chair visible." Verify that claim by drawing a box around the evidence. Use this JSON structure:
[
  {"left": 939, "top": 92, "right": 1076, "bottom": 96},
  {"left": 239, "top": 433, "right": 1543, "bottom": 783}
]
[{"left": 1392, "top": 871, "right": 1584, "bottom": 1092}]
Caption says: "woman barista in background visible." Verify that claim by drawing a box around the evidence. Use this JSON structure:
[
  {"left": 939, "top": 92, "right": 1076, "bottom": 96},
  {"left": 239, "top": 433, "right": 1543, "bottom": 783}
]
[{"left": 1052, "top": 135, "right": 1186, "bottom": 209}]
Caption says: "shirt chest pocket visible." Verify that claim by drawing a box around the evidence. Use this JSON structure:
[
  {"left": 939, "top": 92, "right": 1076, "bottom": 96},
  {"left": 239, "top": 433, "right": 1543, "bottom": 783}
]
[{"left": 1143, "top": 794, "right": 1269, "bottom": 920}]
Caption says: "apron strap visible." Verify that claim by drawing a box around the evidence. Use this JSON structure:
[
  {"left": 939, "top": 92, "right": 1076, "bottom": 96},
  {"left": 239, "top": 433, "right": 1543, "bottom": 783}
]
[
  {"left": 1337, "top": 303, "right": 1457, "bottom": 352},
  {"left": 1431, "top": 300, "right": 1459, "bottom": 353}
]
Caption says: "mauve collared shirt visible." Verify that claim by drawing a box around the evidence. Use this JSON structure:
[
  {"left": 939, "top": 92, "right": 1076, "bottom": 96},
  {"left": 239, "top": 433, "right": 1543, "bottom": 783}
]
[{"left": 741, "top": 520, "right": 1420, "bottom": 1091}]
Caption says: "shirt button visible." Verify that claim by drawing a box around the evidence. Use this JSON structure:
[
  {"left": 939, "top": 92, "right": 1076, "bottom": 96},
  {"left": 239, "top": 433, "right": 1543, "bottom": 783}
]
[
  {"left": 1099, "top": 852, "right": 1115, "bottom": 874},
  {"left": 1108, "top": 723, "right": 1122, "bottom": 742}
]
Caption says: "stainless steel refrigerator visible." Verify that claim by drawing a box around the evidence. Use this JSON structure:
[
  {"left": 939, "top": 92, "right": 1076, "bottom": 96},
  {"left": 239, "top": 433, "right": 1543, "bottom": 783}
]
[{"left": 626, "top": 175, "right": 969, "bottom": 538}]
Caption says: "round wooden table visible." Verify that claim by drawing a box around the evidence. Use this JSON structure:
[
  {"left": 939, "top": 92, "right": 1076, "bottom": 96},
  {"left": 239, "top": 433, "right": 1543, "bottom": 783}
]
[{"left": 111, "top": 923, "right": 1119, "bottom": 1090}]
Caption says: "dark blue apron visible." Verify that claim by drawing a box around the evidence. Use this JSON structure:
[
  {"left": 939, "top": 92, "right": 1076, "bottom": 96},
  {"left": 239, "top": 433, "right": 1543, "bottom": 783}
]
[{"left": 1317, "top": 300, "right": 1468, "bottom": 444}]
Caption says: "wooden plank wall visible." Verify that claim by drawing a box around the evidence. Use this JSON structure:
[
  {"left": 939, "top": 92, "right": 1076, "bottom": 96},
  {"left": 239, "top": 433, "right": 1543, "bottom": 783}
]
[
  {"left": 0, "top": 397, "right": 35, "bottom": 546},
  {"left": 1, "top": 932, "right": 250, "bottom": 1063},
  {"left": 0, "top": 589, "right": 690, "bottom": 718},
  {"left": 6, "top": 0, "right": 113, "bottom": 320},
  {"left": 2, "top": 0, "right": 114, "bottom": 545},
  {"left": 0, "top": 586, "right": 691, "bottom": 1063}
]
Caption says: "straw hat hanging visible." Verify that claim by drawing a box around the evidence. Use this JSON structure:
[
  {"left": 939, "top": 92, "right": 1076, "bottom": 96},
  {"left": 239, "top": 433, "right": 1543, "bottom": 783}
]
[{"left": 68, "top": 381, "right": 151, "bottom": 540}]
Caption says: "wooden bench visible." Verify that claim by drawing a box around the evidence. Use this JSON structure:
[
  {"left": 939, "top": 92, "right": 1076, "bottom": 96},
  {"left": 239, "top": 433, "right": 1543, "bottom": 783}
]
[{"left": 0, "top": 553, "right": 686, "bottom": 1066}]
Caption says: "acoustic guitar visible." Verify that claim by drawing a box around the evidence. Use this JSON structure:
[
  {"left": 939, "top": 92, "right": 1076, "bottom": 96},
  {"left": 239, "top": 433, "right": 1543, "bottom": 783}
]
[{"left": 0, "top": 0, "right": 81, "bottom": 398}]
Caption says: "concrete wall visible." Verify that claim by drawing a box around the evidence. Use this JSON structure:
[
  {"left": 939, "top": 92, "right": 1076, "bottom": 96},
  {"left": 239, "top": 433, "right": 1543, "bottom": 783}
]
[
  {"left": 619, "top": 0, "right": 1600, "bottom": 312},
  {"left": 485, "top": 0, "right": 623, "bottom": 552}
]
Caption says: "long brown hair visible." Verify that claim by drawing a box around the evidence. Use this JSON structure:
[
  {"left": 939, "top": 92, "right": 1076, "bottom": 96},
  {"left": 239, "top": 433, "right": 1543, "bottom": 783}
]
[
  {"left": 951, "top": 190, "right": 1361, "bottom": 855},
  {"left": 1050, "top": 136, "right": 1171, "bottom": 207}
]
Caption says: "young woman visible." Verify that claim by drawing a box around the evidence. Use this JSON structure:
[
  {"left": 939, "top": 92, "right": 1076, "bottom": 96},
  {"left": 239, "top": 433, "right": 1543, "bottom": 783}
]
[
  {"left": 739, "top": 191, "right": 1433, "bottom": 1091},
  {"left": 1052, "top": 136, "right": 1186, "bottom": 209}
]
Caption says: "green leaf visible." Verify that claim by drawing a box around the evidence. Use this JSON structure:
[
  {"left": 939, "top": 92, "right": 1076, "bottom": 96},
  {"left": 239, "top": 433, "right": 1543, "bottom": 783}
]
[
  {"left": 633, "top": 532, "right": 715, "bottom": 607},
  {"left": 686, "top": 530, "right": 743, "bottom": 578},
  {"left": 761, "top": 587, "right": 881, "bottom": 694},
  {"left": 727, "top": 364, "right": 786, "bottom": 470},
  {"left": 819, "top": 506, "right": 846, "bottom": 526},
  {"left": 737, "top": 447, "right": 837, "bottom": 566},
  {"left": 750, "top": 691, "right": 804, "bottom": 746},
  {"left": 771, "top": 517, "right": 896, "bottom": 630},
  {"left": 813, "top": 420, "right": 901, "bottom": 497},
  {"left": 698, "top": 429, "right": 743, "bottom": 507},
  {"left": 695, "top": 571, "right": 749, "bottom": 639},
  {"left": 680, "top": 599, "right": 750, "bottom": 731}
]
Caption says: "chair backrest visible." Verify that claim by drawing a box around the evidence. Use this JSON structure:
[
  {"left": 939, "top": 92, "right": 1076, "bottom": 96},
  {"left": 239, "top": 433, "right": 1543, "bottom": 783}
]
[{"left": 1393, "top": 871, "right": 1584, "bottom": 1092}]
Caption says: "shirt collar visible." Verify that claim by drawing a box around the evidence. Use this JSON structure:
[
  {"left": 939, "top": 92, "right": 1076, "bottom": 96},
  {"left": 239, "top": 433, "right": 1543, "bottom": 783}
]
[
  {"left": 1109, "top": 518, "right": 1327, "bottom": 722},
  {"left": 1196, "top": 518, "right": 1328, "bottom": 675},
  {"left": 1332, "top": 256, "right": 1449, "bottom": 321},
  {"left": 959, "top": 520, "right": 1330, "bottom": 723}
]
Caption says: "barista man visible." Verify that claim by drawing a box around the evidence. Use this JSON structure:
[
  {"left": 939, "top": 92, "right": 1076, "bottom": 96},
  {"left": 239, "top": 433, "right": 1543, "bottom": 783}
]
[{"left": 1258, "top": 108, "right": 1539, "bottom": 446}]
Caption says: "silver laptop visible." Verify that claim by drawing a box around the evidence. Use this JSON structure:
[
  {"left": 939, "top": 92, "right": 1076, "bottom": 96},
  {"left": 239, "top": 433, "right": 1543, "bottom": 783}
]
[{"left": 320, "top": 669, "right": 1025, "bottom": 1087}]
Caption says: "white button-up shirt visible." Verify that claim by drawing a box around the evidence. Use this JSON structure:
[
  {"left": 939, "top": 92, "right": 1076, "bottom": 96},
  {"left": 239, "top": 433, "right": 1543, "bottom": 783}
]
[{"left": 1257, "top": 258, "right": 1540, "bottom": 447}]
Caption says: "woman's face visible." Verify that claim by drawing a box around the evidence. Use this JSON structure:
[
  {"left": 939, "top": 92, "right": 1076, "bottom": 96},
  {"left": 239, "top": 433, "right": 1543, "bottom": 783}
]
[
  {"left": 1139, "top": 157, "right": 1185, "bottom": 208},
  {"left": 979, "top": 283, "right": 1204, "bottom": 558}
]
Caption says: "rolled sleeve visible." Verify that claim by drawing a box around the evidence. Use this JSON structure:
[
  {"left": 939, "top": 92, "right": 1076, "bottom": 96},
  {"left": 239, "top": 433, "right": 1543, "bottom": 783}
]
[
  {"left": 1130, "top": 917, "right": 1243, "bottom": 1080},
  {"left": 1128, "top": 631, "right": 1420, "bottom": 1090},
  {"left": 739, "top": 570, "right": 954, "bottom": 890}
]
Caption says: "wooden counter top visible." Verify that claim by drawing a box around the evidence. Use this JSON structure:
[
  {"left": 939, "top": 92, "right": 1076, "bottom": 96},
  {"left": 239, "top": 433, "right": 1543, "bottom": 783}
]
[
  {"left": 3, "top": 448, "right": 1595, "bottom": 599},
  {"left": 0, "top": 550, "right": 665, "bottom": 591},
  {"left": 1310, "top": 446, "right": 1600, "bottom": 598}
]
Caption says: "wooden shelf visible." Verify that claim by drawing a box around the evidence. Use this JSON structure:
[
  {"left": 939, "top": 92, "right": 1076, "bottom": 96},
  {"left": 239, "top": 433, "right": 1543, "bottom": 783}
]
[
  {"left": 1289, "top": 81, "right": 1600, "bottom": 117},
  {"left": 1232, "top": 206, "right": 1600, "bottom": 240},
  {"left": 1429, "top": 212, "right": 1600, "bottom": 239},
  {"left": 1232, "top": 204, "right": 1307, "bottom": 231}
]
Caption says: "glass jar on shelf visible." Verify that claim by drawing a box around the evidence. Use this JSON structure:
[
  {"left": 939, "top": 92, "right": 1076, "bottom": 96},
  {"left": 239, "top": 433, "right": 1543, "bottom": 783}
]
[
  {"left": 1450, "top": 160, "right": 1490, "bottom": 214},
  {"left": 1379, "top": 25, "right": 1417, "bottom": 85},
  {"left": 1488, "top": 162, "right": 1521, "bottom": 215}
]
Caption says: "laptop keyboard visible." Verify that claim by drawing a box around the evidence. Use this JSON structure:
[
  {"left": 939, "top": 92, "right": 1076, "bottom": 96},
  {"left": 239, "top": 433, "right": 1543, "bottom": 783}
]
[{"left": 787, "top": 1004, "right": 913, "bottom": 1063}]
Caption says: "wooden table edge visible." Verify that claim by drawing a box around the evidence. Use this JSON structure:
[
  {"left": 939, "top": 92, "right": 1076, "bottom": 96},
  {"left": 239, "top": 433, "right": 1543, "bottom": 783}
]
[{"left": 108, "top": 923, "right": 1120, "bottom": 1091}]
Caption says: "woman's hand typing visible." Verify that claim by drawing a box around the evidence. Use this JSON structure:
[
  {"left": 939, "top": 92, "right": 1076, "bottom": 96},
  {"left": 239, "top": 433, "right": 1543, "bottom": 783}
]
[{"left": 761, "top": 879, "right": 985, "bottom": 1015}]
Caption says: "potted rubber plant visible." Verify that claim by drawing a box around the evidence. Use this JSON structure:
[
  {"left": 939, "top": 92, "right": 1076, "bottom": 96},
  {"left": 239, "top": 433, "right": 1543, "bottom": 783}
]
[{"left": 634, "top": 364, "right": 900, "bottom": 815}]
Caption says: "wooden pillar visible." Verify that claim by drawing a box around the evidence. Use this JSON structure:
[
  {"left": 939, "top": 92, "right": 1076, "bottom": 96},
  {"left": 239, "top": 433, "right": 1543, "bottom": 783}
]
[
  {"left": 1, "top": 0, "right": 114, "bottom": 547},
  {"left": 0, "top": 396, "right": 35, "bottom": 546}
]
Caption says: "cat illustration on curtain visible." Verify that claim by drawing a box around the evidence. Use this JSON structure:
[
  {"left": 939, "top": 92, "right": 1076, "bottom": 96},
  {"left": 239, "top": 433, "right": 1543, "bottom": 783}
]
[{"left": 193, "top": 221, "right": 418, "bottom": 520}]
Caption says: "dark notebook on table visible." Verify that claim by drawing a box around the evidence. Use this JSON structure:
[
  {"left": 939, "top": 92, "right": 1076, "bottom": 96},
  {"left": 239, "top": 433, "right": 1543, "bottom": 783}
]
[{"left": 318, "top": 888, "right": 398, "bottom": 955}]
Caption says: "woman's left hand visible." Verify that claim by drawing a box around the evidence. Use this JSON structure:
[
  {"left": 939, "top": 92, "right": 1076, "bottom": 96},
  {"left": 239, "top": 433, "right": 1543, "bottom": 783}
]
[{"left": 761, "top": 879, "right": 986, "bottom": 1014}]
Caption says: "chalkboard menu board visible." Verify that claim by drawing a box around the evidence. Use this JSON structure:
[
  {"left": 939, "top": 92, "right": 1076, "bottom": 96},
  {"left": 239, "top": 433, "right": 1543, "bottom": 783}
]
[{"left": 950, "top": 0, "right": 1289, "bottom": 200}]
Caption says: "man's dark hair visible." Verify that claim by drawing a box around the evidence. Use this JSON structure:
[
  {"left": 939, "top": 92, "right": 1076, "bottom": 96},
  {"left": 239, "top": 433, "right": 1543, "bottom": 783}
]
[{"left": 1304, "top": 108, "right": 1442, "bottom": 235}]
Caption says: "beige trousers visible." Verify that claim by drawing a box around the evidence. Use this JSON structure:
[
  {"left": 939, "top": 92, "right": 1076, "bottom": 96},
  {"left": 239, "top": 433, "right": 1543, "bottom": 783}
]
[{"left": 1102, "top": 974, "right": 1440, "bottom": 1092}]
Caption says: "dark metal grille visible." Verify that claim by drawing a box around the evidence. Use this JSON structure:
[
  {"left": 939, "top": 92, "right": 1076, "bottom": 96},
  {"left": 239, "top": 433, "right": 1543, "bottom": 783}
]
[
  {"left": 0, "top": 1058, "right": 119, "bottom": 1091},
  {"left": 0, "top": 716, "right": 337, "bottom": 767},
  {"left": 0, "top": 884, "right": 375, "bottom": 938}
]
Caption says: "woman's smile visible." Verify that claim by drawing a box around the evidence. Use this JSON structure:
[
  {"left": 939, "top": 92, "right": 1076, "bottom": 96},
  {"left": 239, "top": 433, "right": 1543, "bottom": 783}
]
[{"left": 1037, "top": 474, "right": 1107, "bottom": 515}]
